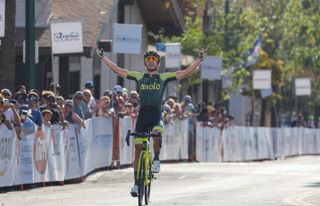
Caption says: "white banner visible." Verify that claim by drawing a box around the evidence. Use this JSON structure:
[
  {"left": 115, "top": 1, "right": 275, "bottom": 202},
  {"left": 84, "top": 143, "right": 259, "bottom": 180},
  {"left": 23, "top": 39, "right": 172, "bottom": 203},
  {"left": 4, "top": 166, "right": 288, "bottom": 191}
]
[
  {"left": 50, "top": 21, "right": 83, "bottom": 54},
  {"left": 165, "top": 43, "right": 181, "bottom": 69},
  {"left": 119, "top": 117, "right": 134, "bottom": 165},
  {"left": 93, "top": 117, "right": 113, "bottom": 169},
  {"left": 0, "top": 125, "right": 16, "bottom": 187},
  {"left": 201, "top": 56, "right": 222, "bottom": 80},
  {"left": 295, "top": 78, "right": 311, "bottom": 96},
  {"left": 0, "top": 0, "right": 4, "bottom": 37},
  {"left": 113, "top": 23, "right": 142, "bottom": 54},
  {"left": 253, "top": 70, "right": 271, "bottom": 89}
]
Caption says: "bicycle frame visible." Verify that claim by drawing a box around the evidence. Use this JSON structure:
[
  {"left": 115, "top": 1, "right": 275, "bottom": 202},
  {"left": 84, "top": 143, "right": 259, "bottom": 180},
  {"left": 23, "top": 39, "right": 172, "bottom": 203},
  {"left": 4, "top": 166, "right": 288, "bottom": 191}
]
[{"left": 136, "top": 135, "right": 152, "bottom": 187}]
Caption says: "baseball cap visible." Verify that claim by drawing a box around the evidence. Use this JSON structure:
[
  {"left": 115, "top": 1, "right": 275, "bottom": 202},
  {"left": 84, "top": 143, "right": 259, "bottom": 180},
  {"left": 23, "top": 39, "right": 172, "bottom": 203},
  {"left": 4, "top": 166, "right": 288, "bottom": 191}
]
[
  {"left": 113, "top": 85, "right": 123, "bottom": 93},
  {"left": 103, "top": 90, "right": 113, "bottom": 96},
  {"left": 84, "top": 81, "right": 95, "bottom": 89},
  {"left": 183, "top": 95, "right": 192, "bottom": 102}
]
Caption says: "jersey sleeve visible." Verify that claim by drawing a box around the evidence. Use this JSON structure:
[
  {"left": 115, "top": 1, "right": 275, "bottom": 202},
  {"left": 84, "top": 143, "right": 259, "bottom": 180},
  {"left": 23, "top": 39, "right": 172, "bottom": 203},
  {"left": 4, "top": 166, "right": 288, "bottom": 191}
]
[
  {"left": 127, "top": 71, "right": 144, "bottom": 81},
  {"left": 160, "top": 72, "right": 177, "bottom": 82}
]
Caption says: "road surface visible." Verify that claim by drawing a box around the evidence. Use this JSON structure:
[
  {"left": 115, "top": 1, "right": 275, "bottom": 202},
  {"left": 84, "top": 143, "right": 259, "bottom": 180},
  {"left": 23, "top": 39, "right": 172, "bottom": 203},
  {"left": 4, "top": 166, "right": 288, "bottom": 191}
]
[{"left": 1, "top": 156, "right": 320, "bottom": 206}]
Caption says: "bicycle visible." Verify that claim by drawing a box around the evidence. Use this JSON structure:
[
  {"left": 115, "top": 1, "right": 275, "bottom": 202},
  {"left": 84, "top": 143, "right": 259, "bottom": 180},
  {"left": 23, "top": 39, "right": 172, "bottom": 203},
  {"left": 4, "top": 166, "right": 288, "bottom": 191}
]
[{"left": 126, "top": 129, "right": 156, "bottom": 206}]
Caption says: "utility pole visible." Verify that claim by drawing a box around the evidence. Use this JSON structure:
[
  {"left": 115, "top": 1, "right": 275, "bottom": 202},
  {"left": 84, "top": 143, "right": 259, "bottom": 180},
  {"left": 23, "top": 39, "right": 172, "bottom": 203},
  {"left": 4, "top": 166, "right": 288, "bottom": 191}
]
[{"left": 25, "top": 0, "right": 35, "bottom": 89}]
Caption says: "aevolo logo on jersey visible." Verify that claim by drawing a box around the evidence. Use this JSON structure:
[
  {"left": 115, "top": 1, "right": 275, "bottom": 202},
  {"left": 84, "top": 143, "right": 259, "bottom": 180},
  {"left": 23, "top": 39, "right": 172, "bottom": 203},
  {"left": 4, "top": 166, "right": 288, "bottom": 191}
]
[
  {"left": 33, "top": 131, "right": 48, "bottom": 174},
  {"left": 0, "top": 136, "right": 13, "bottom": 176},
  {"left": 140, "top": 83, "right": 161, "bottom": 90}
]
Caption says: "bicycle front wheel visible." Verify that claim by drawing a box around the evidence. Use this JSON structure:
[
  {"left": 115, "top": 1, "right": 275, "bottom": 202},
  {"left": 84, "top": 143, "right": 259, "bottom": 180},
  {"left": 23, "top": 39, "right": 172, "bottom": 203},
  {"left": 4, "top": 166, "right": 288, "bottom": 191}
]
[
  {"left": 138, "top": 153, "right": 145, "bottom": 206},
  {"left": 144, "top": 157, "right": 152, "bottom": 205}
]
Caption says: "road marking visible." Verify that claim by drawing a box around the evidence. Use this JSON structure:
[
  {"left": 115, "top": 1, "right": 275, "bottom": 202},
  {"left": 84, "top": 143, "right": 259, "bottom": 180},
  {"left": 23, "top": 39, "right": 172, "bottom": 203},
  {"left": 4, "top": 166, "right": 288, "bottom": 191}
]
[{"left": 282, "top": 190, "right": 320, "bottom": 206}]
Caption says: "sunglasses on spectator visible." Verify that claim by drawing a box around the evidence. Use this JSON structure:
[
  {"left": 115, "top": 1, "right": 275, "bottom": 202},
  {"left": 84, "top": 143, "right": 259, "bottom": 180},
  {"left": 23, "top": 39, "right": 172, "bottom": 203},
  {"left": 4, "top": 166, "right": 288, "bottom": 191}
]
[
  {"left": 76, "top": 96, "right": 82, "bottom": 100},
  {"left": 84, "top": 93, "right": 90, "bottom": 97},
  {"left": 28, "top": 96, "right": 38, "bottom": 102},
  {"left": 144, "top": 56, "right": 159, "bottom": 62}
]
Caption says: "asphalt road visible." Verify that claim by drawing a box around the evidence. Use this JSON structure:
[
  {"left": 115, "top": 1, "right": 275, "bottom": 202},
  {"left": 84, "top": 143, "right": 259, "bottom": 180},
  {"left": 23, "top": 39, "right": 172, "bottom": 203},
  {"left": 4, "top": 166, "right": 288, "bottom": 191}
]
[{"left": 1, "top": 156, "right": 320, "bottom": 206}]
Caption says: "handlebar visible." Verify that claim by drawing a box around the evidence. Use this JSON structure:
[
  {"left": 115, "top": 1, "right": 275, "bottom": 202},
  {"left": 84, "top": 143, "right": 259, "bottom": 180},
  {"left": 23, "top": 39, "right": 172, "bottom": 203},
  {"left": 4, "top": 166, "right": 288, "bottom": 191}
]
[{"left": 125, "top": 130, "right": 161, "bottom": 146}]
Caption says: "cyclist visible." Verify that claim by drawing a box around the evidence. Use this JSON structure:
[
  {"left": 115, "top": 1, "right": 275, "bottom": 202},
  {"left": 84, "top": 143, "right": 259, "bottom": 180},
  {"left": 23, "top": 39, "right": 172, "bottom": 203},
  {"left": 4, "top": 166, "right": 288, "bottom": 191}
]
[{"left": 96, "top": 47, "right": 207, "bottom": 197}]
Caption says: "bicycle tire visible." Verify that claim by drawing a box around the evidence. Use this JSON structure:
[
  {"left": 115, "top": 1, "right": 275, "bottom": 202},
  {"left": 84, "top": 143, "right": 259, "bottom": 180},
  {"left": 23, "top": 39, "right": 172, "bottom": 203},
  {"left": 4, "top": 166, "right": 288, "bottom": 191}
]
[
  {"left": 138, "top": 153, "right": 145, "bottom": 206},
  {"left": 144, "top": 156, "right": 152, "bottom": 205}
]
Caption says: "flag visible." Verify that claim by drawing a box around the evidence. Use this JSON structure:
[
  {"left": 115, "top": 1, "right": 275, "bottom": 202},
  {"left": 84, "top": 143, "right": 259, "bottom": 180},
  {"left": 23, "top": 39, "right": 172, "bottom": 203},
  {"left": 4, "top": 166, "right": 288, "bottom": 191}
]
[{"left": 245, "top": 36, "right": 262, "bottom": 67}]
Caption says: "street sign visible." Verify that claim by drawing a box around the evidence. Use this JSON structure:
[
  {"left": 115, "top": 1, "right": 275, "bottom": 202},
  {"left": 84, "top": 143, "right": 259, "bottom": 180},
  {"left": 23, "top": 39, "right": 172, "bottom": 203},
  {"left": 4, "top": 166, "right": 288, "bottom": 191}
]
[
  {"left": 113, "top": 23, "right": 142, "bottom": 54},
  {"left": 295, "top": 78, "right": 311, "bottom": 96},
  {"left": 253, "top": 70, "right": 271, "bottom": 89},
  {"left": 50, "top": 21, "right": 84, "bottom": 54},
  {"left": 0, "top": 0, "right": 5, "bottom": 37},
  {"left": 165, "top": 43, "right": 181, "bottom": 69},
  {"left": 201, "top": 56, "right": 222, "bottom": 80}
]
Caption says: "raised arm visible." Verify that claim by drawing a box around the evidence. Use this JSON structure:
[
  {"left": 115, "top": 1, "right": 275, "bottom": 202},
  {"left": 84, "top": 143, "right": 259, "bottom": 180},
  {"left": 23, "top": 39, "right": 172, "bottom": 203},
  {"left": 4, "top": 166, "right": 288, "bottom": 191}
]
[
  {"left": 96, "top": 48, "right": 128, "bottom": 78},
  {"left": 176, "top": 48, "right": 207, "bottom": 80}
]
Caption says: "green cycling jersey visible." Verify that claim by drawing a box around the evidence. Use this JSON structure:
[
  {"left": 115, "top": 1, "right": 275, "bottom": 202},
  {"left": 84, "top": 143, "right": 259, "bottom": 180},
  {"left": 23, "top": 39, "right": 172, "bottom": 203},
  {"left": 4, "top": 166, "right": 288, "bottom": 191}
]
[{"left": 127, "top": 71, "right": 177, "bottom": 115}]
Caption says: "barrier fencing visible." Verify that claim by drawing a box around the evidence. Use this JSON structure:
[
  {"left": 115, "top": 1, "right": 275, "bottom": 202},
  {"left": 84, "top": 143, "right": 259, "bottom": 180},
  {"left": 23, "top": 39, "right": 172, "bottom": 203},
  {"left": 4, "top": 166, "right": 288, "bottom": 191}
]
[{"left": 1, "top": 117, "right": 320, "bottom": 188}]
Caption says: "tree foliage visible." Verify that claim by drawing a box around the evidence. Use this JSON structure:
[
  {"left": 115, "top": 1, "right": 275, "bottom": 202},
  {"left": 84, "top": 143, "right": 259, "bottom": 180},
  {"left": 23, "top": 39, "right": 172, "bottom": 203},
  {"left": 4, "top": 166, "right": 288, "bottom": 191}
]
[{"left": 154, "top": 0, "right": 320, "bottom": 115}]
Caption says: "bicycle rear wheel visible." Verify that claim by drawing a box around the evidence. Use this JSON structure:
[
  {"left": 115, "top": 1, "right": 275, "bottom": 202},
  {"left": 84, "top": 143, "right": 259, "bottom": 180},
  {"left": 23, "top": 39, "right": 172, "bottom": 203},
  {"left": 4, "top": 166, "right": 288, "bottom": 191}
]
[
  {"left": 144, "top": 157, "right": 152, "bottom": 205},
  {"left": 138, "top": 153, "right": 145, "bottom": 206}
]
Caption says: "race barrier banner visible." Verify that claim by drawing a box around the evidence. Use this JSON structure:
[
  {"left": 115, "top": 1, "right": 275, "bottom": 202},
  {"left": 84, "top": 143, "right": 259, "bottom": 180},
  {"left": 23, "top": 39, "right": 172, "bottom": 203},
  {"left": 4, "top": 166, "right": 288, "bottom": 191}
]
[
  {"left": 3, "top": 117, "right": 320, "bottom": 188},
  {"left": 196, "top": 124, "right": 320, "bottom": 162},
  {"left": 0, "top": 117, "right": 113, "bottom": 188},
  {"left": 119, "top": 117, "right": 134, "bottom": 165}
]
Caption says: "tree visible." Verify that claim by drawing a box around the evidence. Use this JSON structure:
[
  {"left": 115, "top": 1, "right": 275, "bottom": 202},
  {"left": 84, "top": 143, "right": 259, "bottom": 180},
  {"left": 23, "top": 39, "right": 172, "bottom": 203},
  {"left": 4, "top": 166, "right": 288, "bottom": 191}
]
[{"left": 0, "top": 0, "right": 15, "bottom": 91}]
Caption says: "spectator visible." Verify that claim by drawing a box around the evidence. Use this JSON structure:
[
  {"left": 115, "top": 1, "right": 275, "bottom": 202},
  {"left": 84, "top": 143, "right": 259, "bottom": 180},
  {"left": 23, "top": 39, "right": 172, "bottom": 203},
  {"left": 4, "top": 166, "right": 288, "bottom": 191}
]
[
  {"left": 14, "top": 90, "right": 27, "bottom": 106},
  {"left": 122, "top": 87, "right": 128, "bottom": 102},
  {"left": 56, "top": 96, "right": 65, "bottom": 108},
  {"left": 20, "top": 92, "right": 42, "bottom": 130},
  {"left": 179, "top": 95, "right": 194, "bottom": 119},
  {"left": 49, "top": 82, "right": 61, "bottom": 96},
  {"left": 83, "top": 89, "right": 95, "bottom": 116},
  {"left": 0, "top": 94, "right": 15, "bottom": 130},
  {"left": 1, "top": 90, "right": 20, "bottom": 131},
  {"left": 63, "top": 99, "right": 85, "bottom": 130},
  {"left": 197, "top": 107, "right": 212, "bottom": 127},
  {"left": 1, "top": 88, "right": 12, "bottom": 100},
  {"left": 128, "top": 91, "right": 139, "bottom": 107},
  {"left": 42, "top": 95, "right": 62, "bottom": 125},
  {"left": 113, "top": 85, "right": 123, "bottom": 112},
  {"left": 162, "top": 103, "right": 173, "bottom": 124},
  {"left": 73, "top": 91, "right": 91, "bottom": 120},
  {"left": 40, "top": 90, "right": 55, "bottom": 108},
  {"left": 84, "top": 81, "right": 97, "bottom": 113},
  {"left": 42, "top": 109, "right": 53, "bottom": 126},
  {"left": 96, "top": 96, "right": 114, "bottom": 118},
  {"left": 296, "top": 113, "right": 306, "bottom": 127},
  {"left": 118, "top": 102, "right": 136, "bottom": 119},
  {"left": 103, "top": 90, "right": 113, "bottom": 108}
]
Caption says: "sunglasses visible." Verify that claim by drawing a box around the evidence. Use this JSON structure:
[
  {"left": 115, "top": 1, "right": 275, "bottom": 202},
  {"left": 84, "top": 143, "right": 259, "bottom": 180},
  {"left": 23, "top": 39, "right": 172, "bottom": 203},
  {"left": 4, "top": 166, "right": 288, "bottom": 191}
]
[
  {"left": 144, "top": 56, "right": 159, "bottom": 62},
  {"left": 76, "top": 96, "right": 82, "bottom": 100}
]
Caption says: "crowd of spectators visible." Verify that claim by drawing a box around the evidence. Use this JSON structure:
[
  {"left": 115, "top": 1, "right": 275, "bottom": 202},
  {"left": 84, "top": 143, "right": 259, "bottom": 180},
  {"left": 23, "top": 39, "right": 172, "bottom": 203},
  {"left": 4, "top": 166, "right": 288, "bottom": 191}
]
[{"left": 0, "top": 81, "right": 235, "bottom": 139}]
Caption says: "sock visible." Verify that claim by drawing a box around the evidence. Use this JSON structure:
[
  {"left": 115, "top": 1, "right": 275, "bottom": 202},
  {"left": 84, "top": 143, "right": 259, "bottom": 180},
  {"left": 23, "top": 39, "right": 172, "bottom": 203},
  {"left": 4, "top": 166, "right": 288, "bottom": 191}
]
[
  {"left": 154, "top": 152, "right": 160, "bottom": 161},
  {"left": 134, "top": 171, "right": 137, "bottom": 185}
]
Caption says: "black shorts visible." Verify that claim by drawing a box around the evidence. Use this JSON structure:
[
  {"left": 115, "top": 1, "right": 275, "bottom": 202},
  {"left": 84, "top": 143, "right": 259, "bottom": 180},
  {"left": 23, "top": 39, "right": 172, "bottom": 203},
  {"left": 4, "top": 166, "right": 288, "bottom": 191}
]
[{"left": 135, "top": 106, "right": 164, "bottom": 136}]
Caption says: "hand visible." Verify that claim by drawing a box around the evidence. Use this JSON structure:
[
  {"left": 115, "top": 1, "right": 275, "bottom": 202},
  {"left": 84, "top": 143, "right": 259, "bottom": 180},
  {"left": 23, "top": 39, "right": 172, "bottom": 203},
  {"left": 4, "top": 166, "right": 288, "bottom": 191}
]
[
  {"left": 199, "top": 48, "right": 208, "bottom": 61},
  {"left": 96, "top": 47, "right": 105, "bottom": 58}
]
